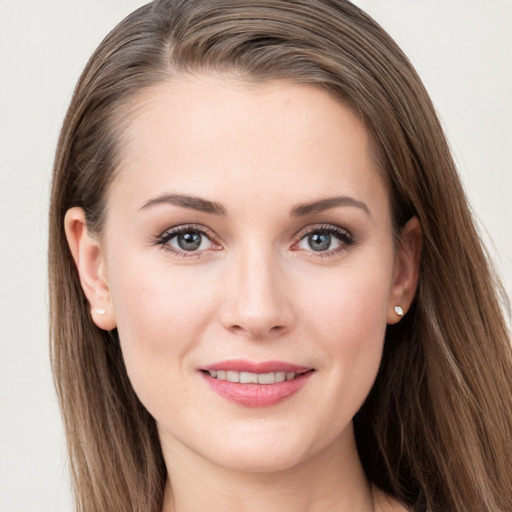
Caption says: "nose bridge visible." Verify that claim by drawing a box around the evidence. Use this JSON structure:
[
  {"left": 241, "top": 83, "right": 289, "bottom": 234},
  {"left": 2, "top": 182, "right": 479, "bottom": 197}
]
[{"left": 222, "top": 240, "right": 293, "bottom": 337}]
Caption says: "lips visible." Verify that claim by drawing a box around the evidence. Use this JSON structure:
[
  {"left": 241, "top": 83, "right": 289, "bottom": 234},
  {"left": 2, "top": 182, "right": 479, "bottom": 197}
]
[
  {"left": 201, "top": 359, "right": 310, "bottom": 374},
  {"left": 199, "top": 359, "right": 314, "bottom": 407}
]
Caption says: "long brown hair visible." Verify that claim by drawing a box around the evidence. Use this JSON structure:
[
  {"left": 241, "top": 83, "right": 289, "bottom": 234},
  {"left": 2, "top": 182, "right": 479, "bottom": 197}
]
[{"left": 49, "top": 1, "right": 512, "bottom": 511}]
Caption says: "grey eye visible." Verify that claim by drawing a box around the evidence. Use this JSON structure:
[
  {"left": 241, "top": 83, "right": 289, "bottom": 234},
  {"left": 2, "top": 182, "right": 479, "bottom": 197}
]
[
  {"left": 296, "top": 227, "right": 350, "bottom": 253},
  {"left": 166, "top": 230, "right": 213, "bottom": 252},
  {"left": 177, "top": 231, "right": 202, "bottom": 251},
  {"left": 307, "top": 232, "right": 332, "bottom": 251}
]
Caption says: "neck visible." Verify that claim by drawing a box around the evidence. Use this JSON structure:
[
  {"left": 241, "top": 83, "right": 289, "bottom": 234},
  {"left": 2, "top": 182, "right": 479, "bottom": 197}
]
[{"left": 160, "top": 425, "right": 375, "bottom": 512}]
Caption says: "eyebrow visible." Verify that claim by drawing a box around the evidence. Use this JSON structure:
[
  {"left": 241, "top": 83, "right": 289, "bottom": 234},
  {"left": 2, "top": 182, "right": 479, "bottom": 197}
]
[
  {"left": 291, "top": 196, "right": 371, "bottom": 217},
  {"left": 139, "top": 193, "right": 370, "bottom": 218},
  {"left": 140, "top": 194, "right": 228, "bottom": 216}
]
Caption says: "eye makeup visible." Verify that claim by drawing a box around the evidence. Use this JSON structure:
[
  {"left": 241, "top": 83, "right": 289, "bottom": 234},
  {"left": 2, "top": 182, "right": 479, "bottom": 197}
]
[
  {"left": 152, "top": 221, "right": 356, "bottom": 260},
  {"left": 153, "top": 223, "right": 222, "bottom": 258},
  {"left": 291, "top": 223, "right": 355, "bottom": 258}
]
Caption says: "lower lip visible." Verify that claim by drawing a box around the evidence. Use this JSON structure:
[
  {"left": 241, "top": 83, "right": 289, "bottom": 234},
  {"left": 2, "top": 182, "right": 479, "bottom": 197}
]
[{"left": 201, "top": 371, "right": 314, "bottom": 407}]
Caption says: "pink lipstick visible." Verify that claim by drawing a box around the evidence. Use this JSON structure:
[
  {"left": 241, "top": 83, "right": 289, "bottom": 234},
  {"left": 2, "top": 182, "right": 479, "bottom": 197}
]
[{"left": 199, "top": 359, "right": 314, "bottom": 407}]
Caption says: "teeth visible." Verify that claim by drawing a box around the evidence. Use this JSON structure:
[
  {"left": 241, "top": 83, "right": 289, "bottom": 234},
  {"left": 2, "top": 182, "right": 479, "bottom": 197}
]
[
  {"left": 258, "top": 372, "right": 275, "bottom": 384},
  {"left": 208, "top": 370, "right": 298, "bottom": 384},
  {"left": 275, "top": 372, "right": 286, "bottom": 383},
  {"left": 240, "top": 371, "right": 258, "bottom": 384},
  {"left": 226, "top": 371, "right": 239, "bottom": 383}
]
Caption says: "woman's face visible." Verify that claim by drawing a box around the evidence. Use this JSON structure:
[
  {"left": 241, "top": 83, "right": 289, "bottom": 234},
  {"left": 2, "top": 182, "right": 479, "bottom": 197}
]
[{"left": 90, "top": 76, "right": 415, "bottom": 472}]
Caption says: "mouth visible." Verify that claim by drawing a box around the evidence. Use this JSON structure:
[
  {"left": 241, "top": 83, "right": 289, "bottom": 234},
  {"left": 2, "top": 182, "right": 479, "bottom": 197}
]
[
  {"left": 201, "top": 368, "right": 312, "bottom": 384},
  {"left": 199, "top": 360, "right": 315, "bottom": 407}
]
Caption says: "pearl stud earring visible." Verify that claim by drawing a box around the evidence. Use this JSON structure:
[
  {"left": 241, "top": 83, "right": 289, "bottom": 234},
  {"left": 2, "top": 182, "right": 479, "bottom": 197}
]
[
  {"left": 95, "top": 308, "right": 107, "bottom": 315},
  {"left": 394, "top": 306, "right": 404, "bottom": 317}
]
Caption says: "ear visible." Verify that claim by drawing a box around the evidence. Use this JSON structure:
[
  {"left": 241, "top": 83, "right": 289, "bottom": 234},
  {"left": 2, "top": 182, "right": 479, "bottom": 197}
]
[
  {"left": 64, "top": 207, "right": 117, "bottom": 330},
  {"left": 387, "top": 216, "right": 422, "bottom": 324}
]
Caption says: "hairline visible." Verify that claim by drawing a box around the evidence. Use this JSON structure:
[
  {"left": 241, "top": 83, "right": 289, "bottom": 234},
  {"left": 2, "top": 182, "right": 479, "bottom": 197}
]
[{"left": 99, "top": 69, "right": 393, "bottom": 237}]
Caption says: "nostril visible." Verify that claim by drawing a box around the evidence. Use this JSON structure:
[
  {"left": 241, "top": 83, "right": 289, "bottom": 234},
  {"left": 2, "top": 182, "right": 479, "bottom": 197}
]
[{"left": 227, "top": 322, "right": 287, "bottom": 338}]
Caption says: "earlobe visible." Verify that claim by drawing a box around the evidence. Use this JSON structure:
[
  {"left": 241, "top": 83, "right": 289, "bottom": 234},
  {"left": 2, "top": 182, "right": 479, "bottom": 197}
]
[
  {"left": 64, "top": 207, "right": 117, "bottom": 330},
  {"left": 387, "top": 216, "right": 422, "bottom": 325}
]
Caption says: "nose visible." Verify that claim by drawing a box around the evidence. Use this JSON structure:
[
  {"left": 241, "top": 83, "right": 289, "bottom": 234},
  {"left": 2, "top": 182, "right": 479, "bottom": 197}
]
[{"left": 219, "top": 246, "right": 295, "bottom": 339}]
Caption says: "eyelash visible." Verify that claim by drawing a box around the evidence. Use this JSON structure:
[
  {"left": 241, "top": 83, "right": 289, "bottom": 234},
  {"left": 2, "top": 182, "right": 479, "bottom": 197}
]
[
  {"left": 292, "top": 224, "right": 355, "bottom": 257},
  {"left": 153, "top": 223, "right": 355, "bottom": 258},
  {"left": 153, "top": 224, "right": 221, "bottom": 258}
]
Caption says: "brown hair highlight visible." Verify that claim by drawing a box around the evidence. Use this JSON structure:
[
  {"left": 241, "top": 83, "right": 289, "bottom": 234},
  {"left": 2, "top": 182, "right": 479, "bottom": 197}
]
[{"left": 49, "top": 1, "right": 512, "bottom": 511}]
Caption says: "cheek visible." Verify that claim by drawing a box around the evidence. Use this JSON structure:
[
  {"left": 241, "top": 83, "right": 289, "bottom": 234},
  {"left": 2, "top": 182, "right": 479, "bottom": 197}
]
[
  {"left": 111, "top": 253, "right": 212, "bottom": 338},
  {"left": 300, "top": 261, "right": 391, "bottom": 346},
  {"left": 106, "top": 255, "right": 216, "bottom": 398},
  {"left": 296, "top": 262, "right": 392, "bottom": 408},
  {"left": 327, "top": 276, "right": 388, "bottom": 391}
]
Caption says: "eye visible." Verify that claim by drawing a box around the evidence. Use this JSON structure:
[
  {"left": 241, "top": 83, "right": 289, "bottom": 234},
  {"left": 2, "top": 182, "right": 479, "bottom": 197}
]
[
  {"left": 155, "top": 225, "right": 221, "bottom": 256},
  {"left": 171, "top": 230, "right": 208, "bottom": 251},
  {"left": 294, "top": 225, "right": 353, "bottom": 254}
]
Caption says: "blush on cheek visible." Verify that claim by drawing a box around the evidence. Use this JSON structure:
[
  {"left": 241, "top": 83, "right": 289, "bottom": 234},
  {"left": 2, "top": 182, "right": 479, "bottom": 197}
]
[{"left": 310, "top": 272, "right": 389, "bottom": 391}]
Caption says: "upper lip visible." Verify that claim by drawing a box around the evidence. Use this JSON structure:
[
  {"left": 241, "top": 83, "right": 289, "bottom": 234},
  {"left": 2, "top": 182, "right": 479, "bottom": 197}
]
[{"left": 200, "top": 359, "right": 312, "bottom": 374}]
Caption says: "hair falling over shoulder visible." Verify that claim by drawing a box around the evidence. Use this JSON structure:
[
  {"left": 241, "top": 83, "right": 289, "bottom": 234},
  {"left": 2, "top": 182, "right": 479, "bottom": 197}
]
[{"left": 49, "top": 1, "right": 512, "bottom": 511}]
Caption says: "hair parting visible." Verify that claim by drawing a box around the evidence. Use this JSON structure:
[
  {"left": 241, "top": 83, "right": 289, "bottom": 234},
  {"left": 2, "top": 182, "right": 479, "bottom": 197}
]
[{"left": 49, "top": 1, "right": 512, "bottom": 511}]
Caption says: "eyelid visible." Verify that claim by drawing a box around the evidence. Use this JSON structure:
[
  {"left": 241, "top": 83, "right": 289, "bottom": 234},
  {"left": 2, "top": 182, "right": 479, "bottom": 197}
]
[
  {"left": 293, "top": 223, "right": 353, "bottom": 241},
  {"left": 291, "top": 223, "right": 354, "bottom": 255},
  {"left": 154, "top": 223, "right": 222, "bottom": 256},
  {"left": 152, "top": 222, "right": 354, "bottom": 258},
  {"left": 155, "top": 223, "right": 217, "bottom": 242}
]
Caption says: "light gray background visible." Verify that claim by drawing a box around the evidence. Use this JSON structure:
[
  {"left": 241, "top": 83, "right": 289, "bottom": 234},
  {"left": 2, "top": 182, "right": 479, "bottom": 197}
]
[{"left": 1, "top": 1, "right": 510, "bottom": 510}]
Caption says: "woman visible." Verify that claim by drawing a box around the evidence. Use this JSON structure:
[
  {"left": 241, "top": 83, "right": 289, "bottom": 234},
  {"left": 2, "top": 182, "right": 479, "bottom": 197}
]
[{"left": 48, "top": 1, "right": 512, "bottom": 511}]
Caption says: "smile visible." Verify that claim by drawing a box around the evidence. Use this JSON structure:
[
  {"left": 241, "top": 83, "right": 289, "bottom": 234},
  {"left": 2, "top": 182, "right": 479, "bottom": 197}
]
[
  {"left": 205, "top": 369, "right": 304, "bottom": 384},
  {"left": 200, "top": 360, "right": 314, "bottom": 407}
]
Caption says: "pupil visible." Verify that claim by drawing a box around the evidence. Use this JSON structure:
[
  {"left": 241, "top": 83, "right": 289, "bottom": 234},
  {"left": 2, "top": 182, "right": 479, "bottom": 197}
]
[
  {"left": 308, "top": 232, "right": 331, "bottom": 251},
  {"left": 177, "top": 231, "right": 202, "bottom": 251}
]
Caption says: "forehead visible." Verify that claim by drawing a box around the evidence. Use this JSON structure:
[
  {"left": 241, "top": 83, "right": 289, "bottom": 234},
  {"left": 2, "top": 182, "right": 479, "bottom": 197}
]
[{"left": 109, "top": 75, "right": 389, "bottom": 217}]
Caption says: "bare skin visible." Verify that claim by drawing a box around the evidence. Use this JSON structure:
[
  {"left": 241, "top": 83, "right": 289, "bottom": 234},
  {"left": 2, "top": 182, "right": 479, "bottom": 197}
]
[
  {"left": 161, "top": 443, "right": 408, "bottom": 512},
  {"left": 65, "top": 75, "right": 419, "bottom": 512}
]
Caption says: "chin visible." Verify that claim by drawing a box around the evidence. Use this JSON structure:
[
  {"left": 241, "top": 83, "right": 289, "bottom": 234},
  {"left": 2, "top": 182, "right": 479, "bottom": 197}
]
[
  {"left": 211, "top": 444, "right": 309, "bottom": 474},
  {"left": 194, "top": 421, "right": 345, "bottom": 474}
]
